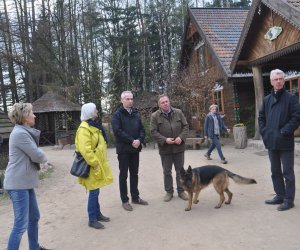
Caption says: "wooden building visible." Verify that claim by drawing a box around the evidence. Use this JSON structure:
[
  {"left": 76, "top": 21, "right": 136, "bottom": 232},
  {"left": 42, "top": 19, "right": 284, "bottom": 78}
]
[
  {"left": 231, "top": 0, "right": 300, "bottom": 138},
  {"left": 179, "top": 7, "right": 251, "bottom": 133},
  {"left": 0, "top": 111, "right": 13, "bottom": 153},
  {"left": 0, "top": 111, "right": 13, "bottom": 140},
  {"left": 32, "top": 91, "right": 81, "bottom": 145}
]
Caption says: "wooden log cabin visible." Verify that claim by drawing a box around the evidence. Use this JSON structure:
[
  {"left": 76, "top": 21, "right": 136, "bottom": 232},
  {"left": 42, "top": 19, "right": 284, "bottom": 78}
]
[
  {"left": 178, "top": 7, "right": 251, "bottom": 135},
  {"left": 231, "top": 0, "right": 300, "bottom": 138}
]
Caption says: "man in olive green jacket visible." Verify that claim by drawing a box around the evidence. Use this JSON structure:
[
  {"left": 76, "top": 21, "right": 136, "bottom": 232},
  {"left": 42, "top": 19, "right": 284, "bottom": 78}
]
[{"left": 150, "top": 95, "right": 189, "bottom": 202}]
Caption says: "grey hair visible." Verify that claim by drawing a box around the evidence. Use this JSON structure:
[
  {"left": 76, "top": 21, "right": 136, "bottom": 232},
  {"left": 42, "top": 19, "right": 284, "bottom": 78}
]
[
  {"left": 157, "top": 94, "right": 169, "bottom": 105},
  {"left": 8, "top": 103, "right": 33, "bottom": 125},
  {"left": 270, "top": 69, "right": 285, "bottom": 80},
  {"left": 121, "top": 91, "right": 133, "bottom": 100},
  {"left": 209, "top": 104, "right": 218, "bottom": 111}
]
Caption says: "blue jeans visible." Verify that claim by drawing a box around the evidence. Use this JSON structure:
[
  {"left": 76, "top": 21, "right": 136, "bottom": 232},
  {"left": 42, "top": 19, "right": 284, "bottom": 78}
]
[
  {"left": 207, "top": 135, "right": 225, "bottom": 160},
  {"left": 7, "top": 189, "right": 40, "bottom": 250},
  {"left": 88, "top": 189, "right": 101, "bottom": 222}
]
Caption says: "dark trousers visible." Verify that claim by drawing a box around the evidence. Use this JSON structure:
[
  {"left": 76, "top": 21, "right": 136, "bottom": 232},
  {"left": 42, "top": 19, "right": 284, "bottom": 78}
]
[
  {"left": 268, "top": 150, "right": 295, "bottom": 204},
  {"left": 118, "top": 153, "right": 140, "bottom": 203},
  {"left": 160, "top": 152, "right": 185, "bottom": 194}
]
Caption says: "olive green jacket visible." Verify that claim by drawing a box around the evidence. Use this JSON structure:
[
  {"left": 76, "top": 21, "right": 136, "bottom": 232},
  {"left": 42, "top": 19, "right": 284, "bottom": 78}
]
[{"left": 150, "top": 108, "right": 189, "bottom": 154}]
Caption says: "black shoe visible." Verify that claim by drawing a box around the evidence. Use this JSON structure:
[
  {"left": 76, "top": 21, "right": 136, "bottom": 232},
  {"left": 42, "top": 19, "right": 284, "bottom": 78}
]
[
  {"left": 40, "top": 246, "right": 51, "bottom": 250},
  {"left": 265, "top": 196, "right": 284, "bottom": 205},
  {"left": 97, "top": 214, "right": 110, "bottom": 222},
  {"left": 277, "top": 202, "right": 294, "bottom": 211},
  {"left": 88, "top": 221, "right": 105, "bottom": 229},
  {"left": 204, "top": 154, "right": 212, "bottom": 160}
]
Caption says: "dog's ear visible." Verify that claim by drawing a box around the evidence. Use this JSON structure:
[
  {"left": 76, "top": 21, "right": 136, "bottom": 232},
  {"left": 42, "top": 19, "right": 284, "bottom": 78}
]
[
  {"left": 187, "top": 165, "right": 192, "bottom": 172},
  {"left": 180, "top": 167, "right": 185, "bottom": 176}
]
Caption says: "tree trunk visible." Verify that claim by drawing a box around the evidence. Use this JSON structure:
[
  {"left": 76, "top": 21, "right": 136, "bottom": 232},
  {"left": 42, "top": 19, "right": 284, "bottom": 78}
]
[
  {"left": 3, "top": 0, "right": 19, "bottom": 103},
  {"left": 233, "top": 126, "right": 247, "bottom": 149},
  {"left": 0, "top": 59, "right": 8, "bottom": 113},
  {"left": 252, "top": 66, "right": 265, "bottom": 140}
]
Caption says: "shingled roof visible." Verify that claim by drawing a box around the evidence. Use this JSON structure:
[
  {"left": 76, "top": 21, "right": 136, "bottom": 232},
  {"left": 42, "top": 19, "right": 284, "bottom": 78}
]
[
  {"left": 32, "top": 91, "right": 81, "bottom": 113},
  {"left": 231, "top": 0, "right": 300, "bottom": 72},
  {"left": 189, "top": 7, "right": 248, "bottom": 76}
]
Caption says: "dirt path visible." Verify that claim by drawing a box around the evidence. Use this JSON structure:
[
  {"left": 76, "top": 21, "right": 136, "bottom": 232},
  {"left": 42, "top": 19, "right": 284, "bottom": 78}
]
[{"left": 1, "top": 141, "right": 300, "bottom": 250}]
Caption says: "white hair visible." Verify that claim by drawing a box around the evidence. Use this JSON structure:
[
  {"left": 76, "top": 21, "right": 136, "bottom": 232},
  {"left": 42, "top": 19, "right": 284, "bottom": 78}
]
[
  {"left": 80, "top": 103, "right": 97, "bottom": 121},
  {"left": 121, "top": 91, "right": 133, "bottom": 100},
  {"left": 270, "top": 69, "right": 285, "bottom": 80}
]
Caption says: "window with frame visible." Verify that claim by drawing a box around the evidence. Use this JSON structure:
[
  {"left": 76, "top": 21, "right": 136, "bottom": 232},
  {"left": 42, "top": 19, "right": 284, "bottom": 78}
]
[
  {"left": 195, "top": 41, "right": 206, "bottom": 76},
  {"left": 285, "top": 76, "right": 300, "bottom": 102},
  {"left": 212, "top": 83, "right": 224, "bottom": 114}
]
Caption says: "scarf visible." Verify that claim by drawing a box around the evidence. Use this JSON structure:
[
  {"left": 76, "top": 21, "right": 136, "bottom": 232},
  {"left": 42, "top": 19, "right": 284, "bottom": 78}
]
[
  {"left": 87, "top": 119, "right": 108, "bottom": 144},
  {"left": 209, "top": 112, "right": 220, "bottom": 135}
]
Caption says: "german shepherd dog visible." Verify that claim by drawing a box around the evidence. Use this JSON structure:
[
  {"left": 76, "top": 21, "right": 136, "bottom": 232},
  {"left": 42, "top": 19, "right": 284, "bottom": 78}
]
[{"left": 180, "top": 165, "right": 257, "bottom": 211}]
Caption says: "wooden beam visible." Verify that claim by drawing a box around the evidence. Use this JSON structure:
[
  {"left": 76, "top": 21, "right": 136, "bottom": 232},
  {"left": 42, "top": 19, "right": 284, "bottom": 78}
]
[{"left": 252, "top": 66, "right": 265, "bottom": 140}]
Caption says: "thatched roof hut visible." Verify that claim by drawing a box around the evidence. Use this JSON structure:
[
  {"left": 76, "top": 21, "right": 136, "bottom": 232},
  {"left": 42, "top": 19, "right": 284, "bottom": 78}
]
[
  {"left": 0, "top": 111, "right": 13, "bottom": 140},
  {"left": 133, "top": 92, "right": 158, "bottom": 116},
  {"left": 32, "top": 91, "right": 81, "bottom": 113},
  {"left": 32, "top": 91, "right": 81, "bottom": 145}
]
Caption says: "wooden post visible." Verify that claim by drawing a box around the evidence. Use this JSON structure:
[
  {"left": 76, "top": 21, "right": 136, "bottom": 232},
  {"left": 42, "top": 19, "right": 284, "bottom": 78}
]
[
  {"left": 252, "top": 66, "right": 265, "bottom": 140},
  {"left": 233, "top": 126, "right": 247, "bottom": 149}
]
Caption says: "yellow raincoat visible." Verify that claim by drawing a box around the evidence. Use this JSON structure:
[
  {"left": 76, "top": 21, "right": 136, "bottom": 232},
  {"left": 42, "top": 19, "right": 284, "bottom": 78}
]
[{"left": 75, "top": 121, "right": 113, "bottom": 190}]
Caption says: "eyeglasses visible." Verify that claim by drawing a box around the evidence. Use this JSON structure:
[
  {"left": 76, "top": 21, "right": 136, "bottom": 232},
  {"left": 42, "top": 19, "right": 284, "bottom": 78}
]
[{"left": 271, "top": 78, "right": 284, "bottom": 82}]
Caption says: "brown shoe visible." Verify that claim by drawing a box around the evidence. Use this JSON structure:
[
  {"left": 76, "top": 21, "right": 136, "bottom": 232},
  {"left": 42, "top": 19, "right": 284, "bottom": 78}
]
[
  {"left": 122, "top": 202, "right": 133, "bottom": 211},
  {"left": 178, "top": 192, "right": 189, "bottom": 201},
  {"left": 132, "top": 198, "right": 149, "bottom": 205},
  {"left": 164, "top": 192, "right": 173, "bottom": 202}
]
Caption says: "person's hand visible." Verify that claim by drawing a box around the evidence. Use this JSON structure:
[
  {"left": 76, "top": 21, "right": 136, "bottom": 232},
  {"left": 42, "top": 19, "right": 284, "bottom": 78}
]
[
  {"left": 94, "top": 165, "right": 99, "bottom": 171},
  {"left": 227, "top": 129, "right": 230, "bottom": 133},
  {"left": 204, "top": 136, "right": 207, "bottom": 139},
  {"left": 132, "top": 139, "right": 141, "bottom": 148},
  {"left": 166, "top": 138, "right": 175, "bottom": 144},
  {"left": 174, "top": 137, "right": 182, "bottom": 145}
]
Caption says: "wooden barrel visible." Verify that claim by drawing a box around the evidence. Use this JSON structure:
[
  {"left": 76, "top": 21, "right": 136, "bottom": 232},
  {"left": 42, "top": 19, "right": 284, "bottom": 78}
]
[{"left": 233, "top": 126, "right": 247, "bottom": 149}]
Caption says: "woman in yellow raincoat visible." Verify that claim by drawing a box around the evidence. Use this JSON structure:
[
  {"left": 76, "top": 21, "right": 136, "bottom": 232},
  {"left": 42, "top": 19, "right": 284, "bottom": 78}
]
[{"left": 75, "top": 103, "right": 113, "bottom": 229}]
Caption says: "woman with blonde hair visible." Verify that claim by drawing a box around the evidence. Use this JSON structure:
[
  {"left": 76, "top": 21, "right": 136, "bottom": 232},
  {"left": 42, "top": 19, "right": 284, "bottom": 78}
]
[
  {"left": 4, "top": 103, "right": 49, "bottom": 250},
  {"left": 75, "top": 103, "right": 113, "bottom": 229}
]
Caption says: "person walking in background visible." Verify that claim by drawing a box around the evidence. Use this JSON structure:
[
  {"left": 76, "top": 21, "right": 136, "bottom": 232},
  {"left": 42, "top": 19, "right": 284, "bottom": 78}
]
[
  {"left": 4, "top": 103, "right": 49, "bottom": 250},
  {"left": 204, "top": 104, "right": 230, "bottom": 164},
  {"left": 75, "top": 103, "right": 113, "bottom": 229},
  {"left": 259, "top": 69, "right": 300, "bottom": 211},
  {"left": 150, "top": 94, "right": 189, "bottom": 202},
  {"left": 111, "top": 91, "right": 148, "bottom": 211}
]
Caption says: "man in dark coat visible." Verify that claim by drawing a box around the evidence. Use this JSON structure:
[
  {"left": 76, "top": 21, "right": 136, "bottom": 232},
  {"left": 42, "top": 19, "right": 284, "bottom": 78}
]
[
  {"left": 111, "top": 91, "right": 148, "bottom": 211},
  {"left": 259, "top": 69, "right": 300, "bottom": 211}
]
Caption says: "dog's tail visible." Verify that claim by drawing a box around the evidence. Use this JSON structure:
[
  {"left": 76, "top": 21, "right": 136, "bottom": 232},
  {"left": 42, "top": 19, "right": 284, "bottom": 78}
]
[{"left": 227, "top": 171, "right": 257, "bottom": 184}]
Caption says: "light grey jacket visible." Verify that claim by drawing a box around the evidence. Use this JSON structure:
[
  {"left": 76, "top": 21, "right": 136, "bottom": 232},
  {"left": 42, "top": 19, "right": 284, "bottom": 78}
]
[{"left": 4, "top": 125, "right": 47, "bottom": 190}]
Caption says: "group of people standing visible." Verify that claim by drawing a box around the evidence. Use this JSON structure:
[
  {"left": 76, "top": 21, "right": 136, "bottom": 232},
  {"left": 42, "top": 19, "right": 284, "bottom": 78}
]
[{"left": 3, "top": 68, "right": 300, "bottom": 249}]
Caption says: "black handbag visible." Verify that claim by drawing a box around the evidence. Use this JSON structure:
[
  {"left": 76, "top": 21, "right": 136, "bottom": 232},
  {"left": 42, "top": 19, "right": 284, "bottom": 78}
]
[{"left": 70, "top": 152, "right": 90, "bottom": 178}]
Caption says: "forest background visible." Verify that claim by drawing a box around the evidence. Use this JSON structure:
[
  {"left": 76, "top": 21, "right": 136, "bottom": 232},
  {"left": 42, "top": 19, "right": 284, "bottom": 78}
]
[{"left": 0, "top": 0, "right": 251, "bottom": 116}]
